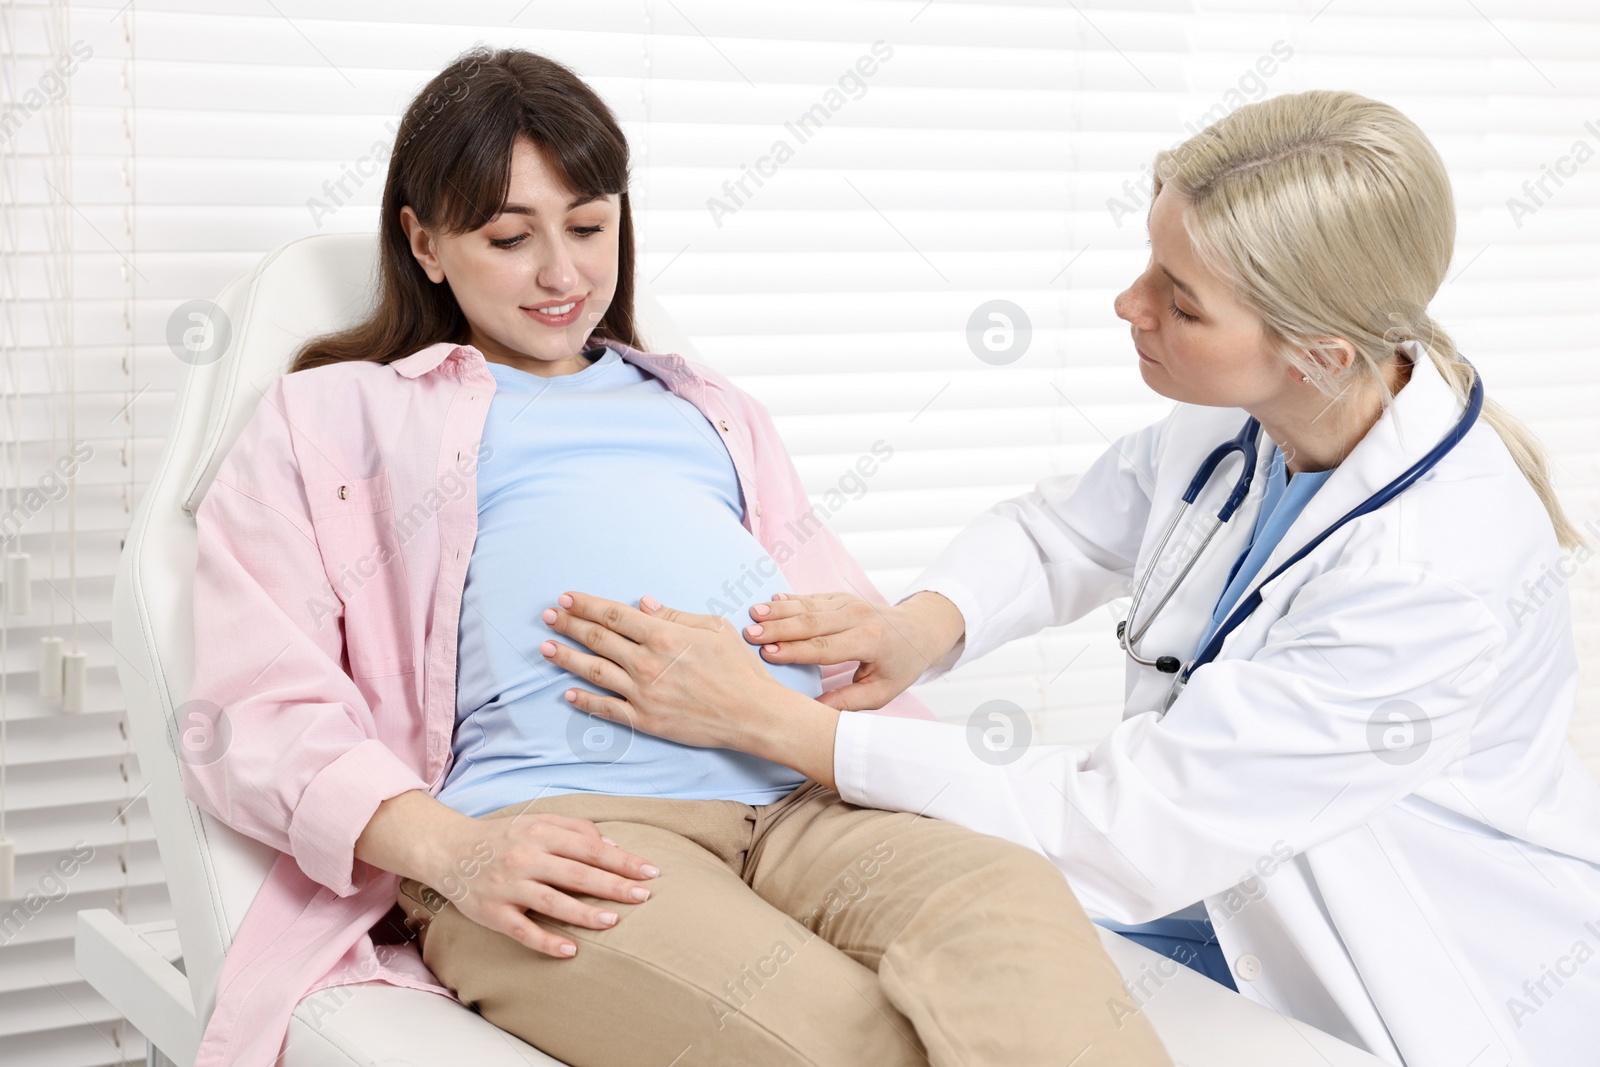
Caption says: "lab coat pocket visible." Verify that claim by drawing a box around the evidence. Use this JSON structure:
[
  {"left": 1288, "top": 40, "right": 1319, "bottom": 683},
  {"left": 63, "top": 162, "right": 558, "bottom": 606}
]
[{"left": 305, "top": 470, "right": 416, "bottom": 679}]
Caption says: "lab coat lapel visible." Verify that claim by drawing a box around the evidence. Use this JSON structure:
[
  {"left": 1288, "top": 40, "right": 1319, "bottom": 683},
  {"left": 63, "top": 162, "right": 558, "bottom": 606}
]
[{"left": 1238, "top": 342, "right": 1470, "bottom": 608}]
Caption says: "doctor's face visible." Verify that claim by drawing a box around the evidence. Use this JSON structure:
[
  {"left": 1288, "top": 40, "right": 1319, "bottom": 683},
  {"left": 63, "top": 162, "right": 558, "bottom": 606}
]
[{"left": 1114, "top": 186, "right": 1300, "bottom": 408}]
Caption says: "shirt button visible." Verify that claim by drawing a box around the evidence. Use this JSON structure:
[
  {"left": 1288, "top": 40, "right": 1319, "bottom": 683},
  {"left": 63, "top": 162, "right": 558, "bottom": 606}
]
[
  {"left": 1234, "top": 953, "right": 1262, "bottom": 981},
  {"left": 718, "top": 419, "right": 729, "bottom": 432},
  {"left": 338, "top": 485, "right": 348, "bottom": 500}
]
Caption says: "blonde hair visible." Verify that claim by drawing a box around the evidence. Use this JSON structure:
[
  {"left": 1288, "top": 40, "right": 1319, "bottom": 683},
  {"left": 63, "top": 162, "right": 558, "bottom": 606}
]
[{"left": 1152, "top": 89, "right": 1585, "bottom": 550}]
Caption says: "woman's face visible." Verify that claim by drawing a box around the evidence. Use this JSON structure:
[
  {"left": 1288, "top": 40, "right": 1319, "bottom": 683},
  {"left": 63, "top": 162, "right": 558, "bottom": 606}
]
[
  {"left": 401, "top": 136, "right": 622, "bottom": 377},
  {"left": 1114, "top": 185, "right": 1303, "bottom": 409}
]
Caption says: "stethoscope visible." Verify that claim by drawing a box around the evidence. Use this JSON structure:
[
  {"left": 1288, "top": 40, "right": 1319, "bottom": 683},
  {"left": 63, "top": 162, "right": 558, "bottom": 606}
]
[{"left": 1117, "top": 354, "right": 1484, "bottom": 714}]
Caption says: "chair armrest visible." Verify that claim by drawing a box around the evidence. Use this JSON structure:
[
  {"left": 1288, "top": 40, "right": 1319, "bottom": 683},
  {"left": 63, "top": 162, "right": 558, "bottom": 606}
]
[{"left": 76, "top": 909, "right": 200, "bottom": 1066}]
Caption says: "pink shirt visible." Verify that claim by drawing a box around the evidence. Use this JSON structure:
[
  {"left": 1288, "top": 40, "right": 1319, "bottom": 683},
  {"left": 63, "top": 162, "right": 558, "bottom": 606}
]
[{"left": 184, "top": 339, "right": 933, "bottom": 1067}]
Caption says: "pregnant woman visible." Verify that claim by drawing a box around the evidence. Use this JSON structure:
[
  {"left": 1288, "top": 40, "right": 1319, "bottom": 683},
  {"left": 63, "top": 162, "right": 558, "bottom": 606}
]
[{"left": 181, "top": 47, "right": 1172, "bottom": 1067}]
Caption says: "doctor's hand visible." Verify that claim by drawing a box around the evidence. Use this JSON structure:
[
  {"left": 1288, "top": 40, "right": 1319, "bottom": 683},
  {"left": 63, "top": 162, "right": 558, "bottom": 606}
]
[{"left": 744, "top": 590, "right": 967, "bottom": 711}]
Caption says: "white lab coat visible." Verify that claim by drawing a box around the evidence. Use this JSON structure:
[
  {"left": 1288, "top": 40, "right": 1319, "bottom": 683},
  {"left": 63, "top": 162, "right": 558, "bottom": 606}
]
[{"left": 832, "top": 343, "right": 1600, "bottom": 1066}]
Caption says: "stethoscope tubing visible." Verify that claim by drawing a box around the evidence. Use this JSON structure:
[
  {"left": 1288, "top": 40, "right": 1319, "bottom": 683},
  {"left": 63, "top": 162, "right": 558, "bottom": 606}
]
[
  {"left": 1120, "top": 419, "right": 1261, "bottom": 668},
  {"left": 1118, "top": 357, "right": 1484, "bottom": 698}
]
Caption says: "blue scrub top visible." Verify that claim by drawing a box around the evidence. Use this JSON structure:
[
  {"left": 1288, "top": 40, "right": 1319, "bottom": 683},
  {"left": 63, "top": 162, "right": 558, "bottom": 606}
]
[{"left": 1193, "top": 443, "right": 1335, "bottom": 657}]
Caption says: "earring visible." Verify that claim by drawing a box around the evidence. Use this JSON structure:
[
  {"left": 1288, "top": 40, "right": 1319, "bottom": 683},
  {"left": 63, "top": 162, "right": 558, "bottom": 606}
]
[{"left": 1301, "top": 374, "right": 1311, "bottom": 383}]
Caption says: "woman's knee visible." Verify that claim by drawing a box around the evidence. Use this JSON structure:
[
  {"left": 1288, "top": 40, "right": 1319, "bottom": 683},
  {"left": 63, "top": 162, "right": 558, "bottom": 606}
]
[
  {"left": 954, "top": 831, "right": 1075, "bottom": 891},
  {"left": 915, "top": 830, "right": 1097, "bottom": 936}
]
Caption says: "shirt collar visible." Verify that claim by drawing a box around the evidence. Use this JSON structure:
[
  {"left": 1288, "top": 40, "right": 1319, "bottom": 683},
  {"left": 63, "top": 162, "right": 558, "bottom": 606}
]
[{"left": 389, "top": 339, "right": 696, "bottom": 388}]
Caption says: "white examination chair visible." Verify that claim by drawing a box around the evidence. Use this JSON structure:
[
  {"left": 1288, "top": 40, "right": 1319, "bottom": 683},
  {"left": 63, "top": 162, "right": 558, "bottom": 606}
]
[{"left": 83, "top": 231, "right": 1388, "bottom": 1066}]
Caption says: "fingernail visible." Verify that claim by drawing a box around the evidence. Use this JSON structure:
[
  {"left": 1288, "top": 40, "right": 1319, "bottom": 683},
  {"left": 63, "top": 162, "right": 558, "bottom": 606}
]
[
  {"left": 542, "top": 608, "right": 558, "bottom": 624},
  {"left": 630, "top": 886, "right": 651, "bottom": 901},
  {"left": 641, "top": 864, "right": 660, "bottom": 878},
  {"left": 560, "top": 943, "right": 577, "bottom": 956},
  {"left": 602, "top": 836, "right": 619, "bottom": 846},
  {"left": 565, "top": 690, "right": 577, "bottom": 702},
  {"left": 773, "top": 593, "right": 788, "bottom": 600},
  {"left": 558, "top": 593, "right": 574, "bottom": 607},
  {"left": 599, "top": 911, "right": 619, "bottom": 926},
  {"left": 642, "top": 594, "right": 660, "bottom": 610},
  {"left": 753, "top": 604, "right": 770, "bottom": 617},
  {"left": 541, "top": 641, "right": 557, "bottom": 657},
  {"left": 746, "top": 624, "right": 763, "bottom": 637}
]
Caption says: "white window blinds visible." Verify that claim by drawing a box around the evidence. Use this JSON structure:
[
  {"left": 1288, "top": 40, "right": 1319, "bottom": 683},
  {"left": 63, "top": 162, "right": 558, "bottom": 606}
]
[{"left": 0, "top": 2, "right": 1595, "bottom": 1063}]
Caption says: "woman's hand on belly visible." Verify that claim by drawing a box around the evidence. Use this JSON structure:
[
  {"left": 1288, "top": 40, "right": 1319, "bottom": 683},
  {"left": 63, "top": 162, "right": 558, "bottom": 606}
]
[{"left": 538, "top": 591, "right": 843, "bottom": 789}]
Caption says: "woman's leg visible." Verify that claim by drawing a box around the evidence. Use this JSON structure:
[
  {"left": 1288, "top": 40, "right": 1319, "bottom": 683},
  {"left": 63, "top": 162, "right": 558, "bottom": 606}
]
[
  {"left": 396, "top": 790, "right": 926, "bottom": 1067},
  {"left": 744, "top": 782, "right": 1175, "bottom": 1067}
]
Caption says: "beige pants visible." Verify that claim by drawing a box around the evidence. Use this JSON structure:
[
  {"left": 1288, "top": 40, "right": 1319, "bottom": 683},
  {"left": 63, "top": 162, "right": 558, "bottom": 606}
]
[{"left": 396, "top": 780, "right": 1172, "bottom": 1067}]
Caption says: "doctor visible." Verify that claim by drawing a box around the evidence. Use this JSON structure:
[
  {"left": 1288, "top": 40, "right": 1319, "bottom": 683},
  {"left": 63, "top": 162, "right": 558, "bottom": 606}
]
[{"left": 535, "top": 89, "right": 1600, "bottom": 1065}]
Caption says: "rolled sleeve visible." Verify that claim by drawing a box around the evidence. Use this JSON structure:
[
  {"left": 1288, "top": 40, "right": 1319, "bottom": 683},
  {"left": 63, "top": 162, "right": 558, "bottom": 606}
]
[{"left": 290, "top": 738, "right": 431, "bottom": 896}]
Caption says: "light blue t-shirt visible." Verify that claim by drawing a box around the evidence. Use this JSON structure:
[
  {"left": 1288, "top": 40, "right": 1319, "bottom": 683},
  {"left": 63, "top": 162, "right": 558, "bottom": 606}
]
[
  {"left": 1192, "top": 442, "right": 1334, "bottom": 657},
  {"left": 435, "top": 346, "right": 816, "bottom": 818}
]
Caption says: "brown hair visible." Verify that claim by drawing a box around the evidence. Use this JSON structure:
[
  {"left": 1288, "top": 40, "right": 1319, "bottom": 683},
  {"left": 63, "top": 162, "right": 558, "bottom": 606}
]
[{"left": 290, "top": 46, "right": 640, "bottom": 374}]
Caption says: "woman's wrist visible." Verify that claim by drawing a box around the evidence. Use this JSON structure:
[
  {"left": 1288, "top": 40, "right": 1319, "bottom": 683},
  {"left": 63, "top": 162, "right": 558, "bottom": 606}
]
[
  {"left": 745, "top": 684, "right": 842, "bottom": 791},
  {"left": 356, "top": 787, "right": 473, "bottom": 889}
]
